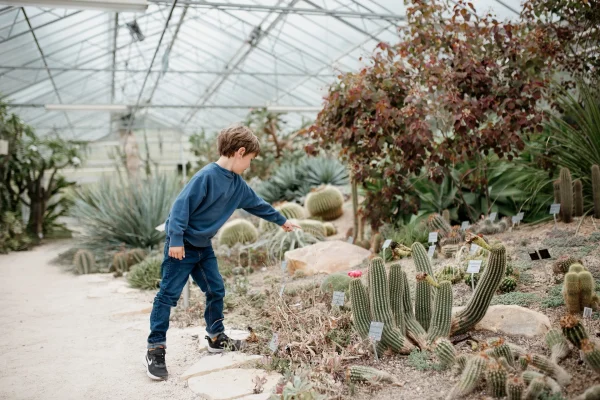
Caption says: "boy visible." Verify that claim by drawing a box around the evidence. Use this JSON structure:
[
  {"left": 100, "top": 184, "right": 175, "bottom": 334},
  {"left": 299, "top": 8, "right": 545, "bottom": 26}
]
[{"left": 144, "top": 124, "right": 299, "bottom": 380}]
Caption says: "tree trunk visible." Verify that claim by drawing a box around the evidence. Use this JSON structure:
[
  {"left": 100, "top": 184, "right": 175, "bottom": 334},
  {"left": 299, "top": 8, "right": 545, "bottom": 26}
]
[{"left": 351, "top": 173, "right": 359, "bottom": 239}]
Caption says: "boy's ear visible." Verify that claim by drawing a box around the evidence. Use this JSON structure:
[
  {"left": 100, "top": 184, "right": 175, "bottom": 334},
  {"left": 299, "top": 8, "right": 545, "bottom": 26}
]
[{"left": 237, "top": 147, "right": 246, "bottom": 157}]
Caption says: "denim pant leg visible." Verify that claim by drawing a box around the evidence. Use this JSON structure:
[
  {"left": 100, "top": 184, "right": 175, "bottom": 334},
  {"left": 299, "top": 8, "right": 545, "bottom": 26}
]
[
  {"left": 147, "top": 241, "right": 196, "bottom": 348},
  {"left": 189, "top": 246, "right": 225, "bottom": 336}
]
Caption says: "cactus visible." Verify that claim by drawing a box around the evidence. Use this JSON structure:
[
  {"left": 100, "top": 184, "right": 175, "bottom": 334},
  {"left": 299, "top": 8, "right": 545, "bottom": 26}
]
[
  {"left": 455, "top": 354, "right": 469, "bottom": 375},
  {"left": 486, "top": 361, "right": 507, "bottom": 398},
  {"left": 576, "top": 384, "right": 600, "bottom": 400},
  {"left": 349, "top": 278, "right": 371, "bottom": 339},
  {"left": 371, "top": 233, "right": 383, "bottom": 253},
  {"left": 388, "top": 264, "right": 406, "bottom": 335},
  {"left": 435, "top": 265, "right": 464, "bottom": 284},
  {"left": 434, "top": 338, "right": 456, "bottom": 369},
  {"left": 425, "top": 279, "right": 453, "bottom": 343},
  {"left": 296, "top": 219, "right": 326, "bottom": 239},
  {"left": 305, "top": 185, "right": 344, "bottom": 221},
  {"left": 127, "top": 256, "right": 162, "bottom": 290},
  {"left": 569, "top": 263, "right": 586, "bottom": 273},
  {"left": 553, "top": 179, "right": 561, "bottom": 205},
  {"left": 126, "top": 248, "right": 146, "bottom": 267},
  {"left": 506, "top": 376, "right": 525, "bottom": 400},
  {"left": 355, "top": 239, "right": 370, "bottom": 250},
  {"left": 560, "top": 167, "right": 574, "bottom": 223},
  {"left": 347, "top": 365, "right": 400, "bottom": 385},
  {"left": 524, "top": 377, "right": 545, "bottom": 400},
  {"left": 545, "top": 329, "right": 570, "bottom": 363},
  {"left": 446, "top": 354, "right": 487, "bottom": 399},
  {"left": 74, "top": 249, "right": 95, "bottom": 274},
  {"left": 323, "top": 222, "right": 336, "bottom": 236},
  {"left": 412, "top": 242, "right": 436, "bottom": 331},
  {"left": 441, "top": 244, "right": 459, "bottom": 258},
  {"left": 563, "top": 266, "right": 597, "bottom": 313},
  {"left": 522, "top": 370, "right": 561, "bottom": 394},
  {"left": 574, "top": 179, "right": 584, "bottom": 217},
  {"left": 553, "top": 255, "right": 582, "bottom": 274},
  {"left": 218, "top": 219, "right": 259, "bottom": 247},
  {"left": 112, "top": 251, "right": 128, "bottom": 275},
  {"left": 320, "top": 273, "right": 352, "bottom": 294},
  {"left": 499, "top": 276, "right": 518, "bottom": 293},
  {"left": 442, "top": 209, "right": 451, "bottom": 224},
  {"left": 581, "top": 339, "right": 600, "bottom": 375},
  {"left": 492, "top": 341, "right": 516, "bottom": 368},
  {"left": 593, "top": 165, "right": 600, "bottom": 219},
  {"left": 279, "top": 202, "right": 306, "bottom": 220},
  {"left": 427, "top": 213, "right": 452, "bottom": 238},
  {"left": 525, "top": 353, "right": 571, "bottom": 386},
  {"left": 451, "top": 234, "right": 507, "bottom": 335},
  {"left": 400, "top": 267, "right": 428, "bottom": 349}
]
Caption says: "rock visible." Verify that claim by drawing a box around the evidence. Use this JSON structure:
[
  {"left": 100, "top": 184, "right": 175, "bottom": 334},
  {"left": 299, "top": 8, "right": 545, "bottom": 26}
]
[
  {"left": 198, "top": 328, "right": 251, "bottom": 351},
  {"left": 284, "top": 240, "right": 371, "bottom": 276},
  {"left": 187, "top": 368, "right": 281, "bottom": 399},
  {"left": 452, "top": 305, "right": 551, "bottom": 338},
  {"left": 181, "top": 352, "right": 262, "bottom": 380}
]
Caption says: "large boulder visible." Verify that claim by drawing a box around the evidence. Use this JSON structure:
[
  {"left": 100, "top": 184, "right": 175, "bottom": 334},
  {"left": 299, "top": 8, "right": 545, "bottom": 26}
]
[
  {"left": 452, "top": 305, "right": 551, "bottom": 338},
  {"left": 284, "top": 240, "right": 371, "bottom": 276}
]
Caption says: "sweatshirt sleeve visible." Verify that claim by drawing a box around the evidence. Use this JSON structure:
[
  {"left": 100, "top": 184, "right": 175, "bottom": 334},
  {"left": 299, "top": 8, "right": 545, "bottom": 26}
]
[
  {"left": 239, "top": 181, "right": 287, "bottom": 226},
  {"left": 167, "top": 175, "right": 208, "bottom": 247}
]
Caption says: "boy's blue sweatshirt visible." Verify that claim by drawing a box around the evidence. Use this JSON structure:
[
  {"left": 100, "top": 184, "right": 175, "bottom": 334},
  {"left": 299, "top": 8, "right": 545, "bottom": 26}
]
[{"left": 166, "top": 162, "right": 287, "bottom": 248}]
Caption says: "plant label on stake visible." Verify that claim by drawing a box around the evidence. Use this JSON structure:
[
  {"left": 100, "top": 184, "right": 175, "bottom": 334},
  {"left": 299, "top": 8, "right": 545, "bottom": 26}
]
[
  {"left": 467, "top": 260, "right": 482, "bottom": 291},
  {"left": 428, "top": 232, "right": 438, "bottom": 244},
  {"left": 281, "top": 260, "right": 288, "bottom": 273},
  {"left": 517, "top": 212, "right": 525, "bottom": 221},
  {"left": 460, "top": 221, "right": 469, "bottom": 230},
  {"left": 0, "top": 140, "right": 8, "bottom": 155},
  {"left": 489, "top": 212, "right": 497, "bottom": 222},
  {"left": 550, "top": 204, "right": 561, "bottom": 229},
  {"left": 584, "top": 307, "right": 593, "bottom": 319},
  {"left": 470, "top": 243, "right": 481, "bottom": 255},
  {"left": 512, "top": 216, "right": 519, "bottom": 224},
  {"left": 382, "top": 239, "right": 392, "bottom": 260},
  {"left": 332, "top": 291, "right": 345, "bottom": 307},
  {"left": 428, "top": 245, "right": 435, "bottom": 259},
  {"left": 347, "top": 236, "right": 354, "bottom": 244},
  {"left": 368, "top": 321, "right": 384, "bottom": 361},
  {"left": 269, "top": 333, "right": 278, "bottom": 353}
]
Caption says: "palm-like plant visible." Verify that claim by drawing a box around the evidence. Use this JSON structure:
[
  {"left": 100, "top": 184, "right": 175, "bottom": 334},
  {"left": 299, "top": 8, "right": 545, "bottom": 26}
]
[{"left": 303, "top": 157, "right": 349, "bottom": 187}]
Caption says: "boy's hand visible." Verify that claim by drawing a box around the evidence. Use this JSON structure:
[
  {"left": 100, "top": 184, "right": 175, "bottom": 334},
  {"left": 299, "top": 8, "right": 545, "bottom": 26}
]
[
  {"left": 169, "top": 246, "right": 185, "bottom": 260},
  {"left": 281, "top": 220, "right": 301, "bottom": 232}
]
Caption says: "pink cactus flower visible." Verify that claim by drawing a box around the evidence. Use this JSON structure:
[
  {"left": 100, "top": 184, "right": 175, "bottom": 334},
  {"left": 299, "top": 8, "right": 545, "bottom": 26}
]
[{"left": 348, "top": 270, "right": 362, "bottom": 278}]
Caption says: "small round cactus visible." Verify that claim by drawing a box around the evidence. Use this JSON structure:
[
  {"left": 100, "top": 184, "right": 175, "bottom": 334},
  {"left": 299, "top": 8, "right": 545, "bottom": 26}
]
[
  {"left": 320, "top": 273, "right": 352, "bottom": 294},
  {"left": 296, "top": 219, "right": 326, "bottom": 239},
  {"left": 553, "top": 255, "right": 582, "bottom": 274},
  {"left": 323, "top": 222, "right": 336, "bottom": 236},
  {"left": 74, "top": 249, "right": 95, "bottom": 274},
  {"left": 499, "top": 276, "right": 518, "bottom": 293},
  {"left": 218, "top": 219, "right": 259, "bottom": 247},
  {"left": 305, "top": 185, "right": 344, "bottom": 221}
]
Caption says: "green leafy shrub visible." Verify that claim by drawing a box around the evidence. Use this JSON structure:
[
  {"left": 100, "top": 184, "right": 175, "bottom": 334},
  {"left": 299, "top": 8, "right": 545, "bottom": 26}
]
[
  {"left": 491, "top": 292, "right": 540, "bottom": 307},
  {"left": 0, "top": 211, "right": 31, "bottom": 253}
]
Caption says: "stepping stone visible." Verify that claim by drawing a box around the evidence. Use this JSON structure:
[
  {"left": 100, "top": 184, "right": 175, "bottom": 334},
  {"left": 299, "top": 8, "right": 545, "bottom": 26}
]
[
  {"left": 180, "top": 352, "right": 262, "bottom": 380},
  {"left": 198, "top": 328, "right": 251, "bottom": 351},
  {"left": 187, "top": 368, "right": 281, "bottom": 399}
]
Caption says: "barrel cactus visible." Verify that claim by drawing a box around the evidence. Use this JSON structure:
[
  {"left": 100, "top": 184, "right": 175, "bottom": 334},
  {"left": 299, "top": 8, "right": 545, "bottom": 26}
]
[
  {"left": 506, "top": 376, "right": 525, "bottom": 400},
  {"left": 447, "top": 354, "right": 487, "bottom": 399},
  {"left": 296, "top": 219, "right": 326, "bottom": 239},
  {"left": 553, "top": 255, "right": 582, "bottom": 274},
  {"left": 74, "top": 249, "right": 95, "bottom": 274},
  {"left": 427, "top": 213, "right": 451, "bottom": 238},
  {"left": 434, "top": 338, "right": 456, "bottom": 369},
  {"left": 560, "top": 314, "right": 588, "bottom": 349},
  {"left": 486, "top": 361, "right": 507, "bottom": 398},
  {"left": 442, "top": 209, "right": 451, "bottom": 224},
  {"left": 581, "top": 339, "right": 600, "bottom": 375},
  {"left": 593, "top": 165, "right": 600, "bottom": 219},
  {"left": 259, "top": 202, "right": 305, "bottom": 232},
  {"left": 499, "top": 276, "right": 518, "bottom": 293},
  {"left": 305, "top": 185, "right": 344, "bottom": 221},
  {"left": 323, "top": 222, "right": 336, "bottom": 236},
  {"left": 219, "top": 219, "right": 259, "bottom": 247},
  {"left": 320, "top": 273, "right": 352, "bottom": 294},
  {"left": 560, "top": 167, "right": 573, "bottom": 223},
  {"left": 574, "top": 179, "right": 584, "bottom": 217}
]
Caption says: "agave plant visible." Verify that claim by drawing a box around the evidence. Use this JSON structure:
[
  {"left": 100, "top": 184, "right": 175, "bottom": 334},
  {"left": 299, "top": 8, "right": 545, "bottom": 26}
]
[
  {"left": 303, "top": 157, "right": 349, "bottom": 187},
  {"left": 265, "top": 228, "right": 321, "bottom": 261},
  {"left": 70, "top": 174, "right": 181, "bottom": 250}
]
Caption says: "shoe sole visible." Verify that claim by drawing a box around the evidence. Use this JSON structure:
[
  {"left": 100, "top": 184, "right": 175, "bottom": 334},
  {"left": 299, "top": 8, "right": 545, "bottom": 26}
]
[
  {"left": 143, "top": 355, "right": 168, "bottom": 381},
  {"left": 207, "top": 346, "right": 225, "bottom": 353}
]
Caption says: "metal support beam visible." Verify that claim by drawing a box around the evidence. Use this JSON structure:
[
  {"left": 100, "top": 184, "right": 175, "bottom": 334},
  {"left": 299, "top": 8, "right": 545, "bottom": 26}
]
[
  {"left": 0, "top": 10, "right": 82, "bottom": 44},
  {"left": 9, "top": 103, "right": 307, "bottom": 109},
  {"left": 111, "top": 13, "right": 118, "bottom": 103}
]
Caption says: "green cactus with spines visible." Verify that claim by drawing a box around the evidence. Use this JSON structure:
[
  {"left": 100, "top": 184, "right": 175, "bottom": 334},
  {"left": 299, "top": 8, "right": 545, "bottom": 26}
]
[
  {"left": 563, "top": 266, "right": 597, "bottom": 313},
  {"left": 499, "top": 276, "right": 518, "bottom": 293},
  {"left": 400, "top": 267, "right": 427, "bottom": 349},
  {"left": 525, "top": 353, "right": 571, "bottom": 386},
  {"left": 441, "top": 244, "right": 459, "bottom": 258},
  {"left": 506, "top": 376, "right": 525, "bottom": 400},
  {"left": 349, "top": 278, "right": 371, "bottom": 339},
  {"left": 320, "top": 273, "right": 351, "bottom": 294},
  {"left": 388, "top": 264, "right": 406, "bottom": 335},
  {"left": 423, "top": 278, "right": 453, "bottom": 343},
  {"left": 560, "top": 167, "right": 574, "bottom": 223},
  {"left": 323, "top": 222, "right": 336, "bottom": 236},
  {"left": 492, "top": 342, "right": 516, "bottom": 368},
  {"left": 296, "top": 219, "right": 326, "bottom": 239},
  {"left": 522, "top": 371, "right": 561, "bottom": 394},
  {"left": 218, "top": 219, "right": 259, "bottom": 247},
  {"left": 564, "top": 271, "right": 581, "bottom": 313},
  {"left": 545, "top": 329, "right": 570, "bottom": 364},
  {"left": 593, "top": 165, "right": 600, "bottom": 219},
  {"left": 524, "top": 377, "right": 545, "bottom": 400},
  {"left": 434, "top": 338, "right": 456, "bottom": 369},
  {"left": 126, "top": 248, "right": 146, "bottom": 267},
  {"left": 279, "top": 202, "right": 306, "bottom": 219},
  {"left": 113, "top": 251, "right": 128, "bottom": 275},
  {"left": 486, "top": 361, "right": 507, "bottom": 398},
  {"left": 347, "top": 365, "right": 399, "bottom": 385},
  {"left": 355, "top": 239, "right": 370, "bottom": 250},
  {"left": 442, "top": 209, "right": 451, "bottom": 224},
  {"left": 455, "top": 354, "right": 469, "bottom": 375},
  {"left": 447, "top": 354, "right": 487, "bottom": 399},
  {"left": 451, "top": 234, "right": 507, "bottom": 335},
  {"left": 371, "top": 233, "right": 383, "bottom": 253},
  {"left": 74, "top": 249, "right": 95, "bottom": 274},
  {"left": 576, "top": 384, "right": 600, "bottom": 400},
  {"left": 569, "top": 263, "right": 586, "bottom": 273},
  {"left": 412, "top": 242, "right": 436, "bottom": 331},
  {"left": 305, "top": 185, "right": 344, "bottom": 221},
  {"left": 553, "top": 179, "right": 561, "bottom": 205},
  {"left": 435, "top": 265, "right": 464, "bottom": 284},
  {"left": 497, "top": 219, "right": 508, "bottom": 232},
  {"left": 553, "top": 255, "right": 582, "bottom": 274},
  {"left": 427, "top": 213, "right": 451, "bottom": 238},
  {"left": 581, "top": 339, "right": 600, "bottom": 375},
  {"left": 574, "top": 179, "right": 584, "bottom": 217}
]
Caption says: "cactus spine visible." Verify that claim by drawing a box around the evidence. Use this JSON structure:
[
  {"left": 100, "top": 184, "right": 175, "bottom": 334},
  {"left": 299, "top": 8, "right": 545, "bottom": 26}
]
[
  {"left": 451, "top": 235, "right": 506, "bottom": 335},
  {"left": 574, "top": 179, "right": 584, "bottom": 217},
  {"left": 593, "top": 165, "right": 600, "bottom": 219},
  {"left": 388, "top": 264, "right": 406, "bottom": 335},
  {"left": 426, "top": 280, "right": 453, "bottom": 343},
  {"left": 524, "top": 377, "right": 545, "bottom": 400},
  {"left": 506, "top": 376, "right": 525, "bottom": 400},
  {"left": 446, "top": 354, "right": 487, "bottom": 399},
  {"left": 526, "top": 353, "right": 571, "bottom": 386},
  {"left": 486, "top": 362, "right": 507, "bottom": 398},
  {"left": 412, "top": 242, "right": 436, "bottom": 331},
  {"left": 545, "top": 329, "right": 570, "bottom": 363},
  {"left": 581, "top": 339, "right": 600, "bottom": 375},
  {"left": 434, "top": 338, "right": 456, "bottom": 369},
  {"left": 560, "top": 167, "right": 573, "bottom": 223},
  {"left": 74, "top": 249, "right": 95, "bottom": 274}
]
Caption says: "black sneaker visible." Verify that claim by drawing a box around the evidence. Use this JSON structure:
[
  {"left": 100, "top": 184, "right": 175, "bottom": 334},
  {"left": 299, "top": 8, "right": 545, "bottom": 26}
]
[
  {"left": 144, "top": 346, "right": 168, "bottom": 380},
  {"left": 205, "top": 333, "right": 243, "bottom": 353}
]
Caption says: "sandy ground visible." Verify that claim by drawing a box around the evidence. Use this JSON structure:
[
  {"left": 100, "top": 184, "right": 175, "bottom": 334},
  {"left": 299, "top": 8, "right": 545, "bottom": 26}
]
[{"left": 0, "top": 241, "right": 201, "bottom": 400}]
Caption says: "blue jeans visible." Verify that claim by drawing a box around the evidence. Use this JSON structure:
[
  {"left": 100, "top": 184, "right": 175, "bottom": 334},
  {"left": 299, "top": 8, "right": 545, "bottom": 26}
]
[{"left": 147, "top": 238, "right": 225, "bottom": 348}]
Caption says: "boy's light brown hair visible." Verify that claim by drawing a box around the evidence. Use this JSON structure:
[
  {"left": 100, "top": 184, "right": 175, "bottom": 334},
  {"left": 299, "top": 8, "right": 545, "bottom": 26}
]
[{"left": 217, "top": 124, "right": 261, "bottom": 157}]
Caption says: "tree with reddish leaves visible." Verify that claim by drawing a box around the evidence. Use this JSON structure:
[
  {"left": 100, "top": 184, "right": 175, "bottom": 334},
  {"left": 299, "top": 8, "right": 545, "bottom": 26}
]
[{"left": 308, "top": 0, "right": 552, "bottom": 229}]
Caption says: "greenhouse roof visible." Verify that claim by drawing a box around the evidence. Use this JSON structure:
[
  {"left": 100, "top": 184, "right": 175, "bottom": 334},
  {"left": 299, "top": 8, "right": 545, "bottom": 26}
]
[{"left": 0, "top": 0, "right": 523, "bottom": 141}]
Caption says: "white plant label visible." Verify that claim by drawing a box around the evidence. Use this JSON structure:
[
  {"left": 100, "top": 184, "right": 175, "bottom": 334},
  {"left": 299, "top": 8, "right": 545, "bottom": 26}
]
[
  {"left": 368, "top": 321, "right": 384, "bottom": 341},
  {"left": 382, "top": 239, "right": 392, "bottom": 249},
  {"left": 281, "top": 260, "right": 288, "bottom": 272},
  {"left": 155, "top": 223, "right": 165, "bottom": 232},
  {"left": 0, "top": 139, "right": 8, "bottom": 155},
  {"left": 269, "top": 333, "right": 278, "bottom": 352},
  {"left": 489, "top": 212, "right": 497, "bottom": 222},
  {"left": 332, "top": 291, "right": 345, "bottom": 306},
  {"left": 470, "top": 243, "right": 481, "bottom": 255},
  {"left": 428, "top": 245, "right": 435, "bottom": 259},
  {"left": 460, "top": 221, "right": 469, "bottom": 230},
  {"left": 584, "top": 307, "right": 593, "bottom": 318},
  {"left": 467, "top": 260, "right": 483, "bottom": 274},
  {"left": 428, "top": 232, "right": 438, "bottom": 243},
  {"left": 347, "top": 236, "right": 354, "bottom": 244},
  {"left": 279, "top": 284, "right": 285, "bottom": 297},
  {"left": 512, "top": 216, "right": 519, "bottom": 224},
  {"left": 550, "top": 204, "right": 561, "bottom": 215},
  {"left": 517, "top": 212, "right": 525, "bottom": 221}
]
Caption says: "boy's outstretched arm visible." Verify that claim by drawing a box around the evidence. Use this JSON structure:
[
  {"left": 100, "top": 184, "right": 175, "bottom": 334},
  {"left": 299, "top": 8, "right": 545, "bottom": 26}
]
[{"left": 240, "top": 182, "right": 300, "bottom": 232}]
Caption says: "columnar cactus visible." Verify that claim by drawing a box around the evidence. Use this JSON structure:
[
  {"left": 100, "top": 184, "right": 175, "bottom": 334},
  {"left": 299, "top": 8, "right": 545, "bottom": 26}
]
[
  {"left": 388, "top": 264, "right": 406, "bottom": 335},
  {"left": 427, "top": 213, "right": 452, "bottom": 238},
  {"left": 553, "top": 179, "right": 561, "bottom": 206},
  {"left": 412, "top": 242, "right": 436, "bottom": 331},
  {"left": 349, "top": 279, "right": 372, "bottom": 339},
  {"left": 424, "top": 278, "right": 453, "bottom": 343},
  {"left": 545, "top": 329, "right": 570, "bottom": 363},
  {"left": 506, "top": 376, "right": 525, "bottom": 400},
  {"left": 113, "top": 251, "right": 128, "bottom": 274},
  {"left": 576, "top": 384, "right": 600, "bottom": 400},
  {"left": 525, "top": 353, "right": 571, "bottom": 386},
  {"left": 442, "top": 209, "right": 451, "bottom": 224},
  {"left": 305, "top": 185, "right": 344, "bottom": 221},
  {"left": 560, "top": 167, "right": 573, "bottom": 223},
  {"left": 127, "top": 248, "right": 146, "bottom": 266},
  {"left": 581, "top": 339, "right": 600, "bottom": 375},
  {"left": 347, "top": 365, "right": 399, "bottom": 385},
  {"left": 563, "top": 265, "right": 597, "bottom": 313},
  {"left": 486, "top": 361, "right": 507, "bottom": 398},
  {"left": 400, "top": 268, "right": 427, "bottom": 349},
  {"left": 74, "top": 249, "right": 95, "bottom": 274},
  {"left": 371, "top": 233, "right": 383, "bottom": 253},
  {"left": 446, "top": 354, "right": 487, "bottom": 399},
  {"left": 574, "top": 179, "right": 584, "bottom": 217},
  {"left": 434, "top": 338, "right": 456, "bottom": 369},
  {"left": 524, "top": 377, "right": 545, "bottom": 400},
  {"left": 451, "top": 234, "right": 507, "bottom": 335},
  {"left": 455, "top": 354, "right": 469, "bottom": 374},
  {"left": 522, "top": 370, "right": 561, "bottom": 394},
  {"left": 593, "top": 164, "right": 600, "bottom": 219},
  {"left": 492, "top": 342, "right": 516, "bottom": 368}
]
